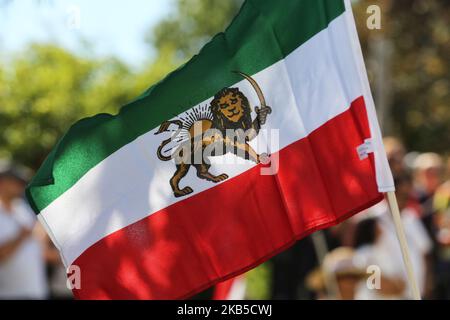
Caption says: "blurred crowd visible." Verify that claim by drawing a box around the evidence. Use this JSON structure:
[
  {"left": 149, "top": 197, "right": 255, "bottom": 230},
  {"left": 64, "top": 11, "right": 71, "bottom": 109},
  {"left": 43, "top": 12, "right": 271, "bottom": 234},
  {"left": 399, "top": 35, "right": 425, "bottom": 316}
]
[
  {"left": 271, "top": 137, "right": 450, "bottom": 300},
  {"left": 0, "top": 137, "right": 449, "bottom": 300},
  {"left": 0, "top": 160, "right": 72, "bottom": 299}
]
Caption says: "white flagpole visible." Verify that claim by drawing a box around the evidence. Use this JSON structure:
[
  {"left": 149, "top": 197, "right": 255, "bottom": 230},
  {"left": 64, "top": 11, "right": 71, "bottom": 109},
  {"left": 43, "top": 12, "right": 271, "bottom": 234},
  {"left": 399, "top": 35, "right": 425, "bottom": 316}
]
[{"left": 386, "top": 191, "right": 421, "bottom": 300}]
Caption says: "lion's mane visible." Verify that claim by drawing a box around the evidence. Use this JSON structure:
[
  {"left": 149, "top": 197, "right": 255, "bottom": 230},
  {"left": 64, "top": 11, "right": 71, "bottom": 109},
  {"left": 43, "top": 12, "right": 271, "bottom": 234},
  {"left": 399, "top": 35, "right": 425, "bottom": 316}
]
[{"left": 210, "top": 87, "right": 253, "bottom": 134}]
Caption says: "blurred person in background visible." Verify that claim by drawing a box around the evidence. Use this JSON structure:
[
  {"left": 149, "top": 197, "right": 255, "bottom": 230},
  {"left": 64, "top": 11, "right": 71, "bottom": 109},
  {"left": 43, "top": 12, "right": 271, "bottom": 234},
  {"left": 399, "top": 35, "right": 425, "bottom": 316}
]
[
  {"left": 36, "top": 230, "right": 73, "bottom": 299},
  {"left": 432, "top": 157, "right": 450, "bottom": 299},
  {"left": 306, "top": 247, "right": 365, "bottom": 300},
  {"left": 383, "top": 137, "right": 407, "bottom": 176},
  {"left": 352, "top": 217, "right": 406, "bottom": 299},
  {"left": 270, "top": 236, "right": 318, "bottom": 300},
  {"left": 0, "top": 161, "right": 48, "bottom": 299},
  {"left": 411, "top": 152, "right": 444, "bottom": 298},
  {"left": 270, "top": 229, "right": 341, "bottom": 300},
  {"left": 412, "top": 152, "right": 444, "bottom": 238},
  {"left": 352, "top": 170, "right": 433, "bottom": 299}
]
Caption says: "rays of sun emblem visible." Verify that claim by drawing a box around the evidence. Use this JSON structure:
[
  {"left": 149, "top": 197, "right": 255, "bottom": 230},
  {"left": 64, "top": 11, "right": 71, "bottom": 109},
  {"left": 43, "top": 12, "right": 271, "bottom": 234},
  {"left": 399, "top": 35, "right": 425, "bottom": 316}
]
[{"left": 155, "top": 71, "right": 272, "bottom": 198}]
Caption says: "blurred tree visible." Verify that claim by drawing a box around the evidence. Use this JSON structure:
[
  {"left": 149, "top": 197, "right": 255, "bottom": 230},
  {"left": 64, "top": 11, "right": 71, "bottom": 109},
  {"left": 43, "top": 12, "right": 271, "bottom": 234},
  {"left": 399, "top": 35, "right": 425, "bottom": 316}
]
[
  {"left": 147, "top": 0, "right": 243, "bottom": 63},
  {"left": 246, "top": 263, "right": 271, "bottom": 300},
  {"left": 0, "top": 44, "right": 143, "bottom": 168},
  {"left": 0, "top": 0, "right": 245, "bottom": 170},
  {"left": 353, "top": 0, "right": 450, "bottom": 153}
]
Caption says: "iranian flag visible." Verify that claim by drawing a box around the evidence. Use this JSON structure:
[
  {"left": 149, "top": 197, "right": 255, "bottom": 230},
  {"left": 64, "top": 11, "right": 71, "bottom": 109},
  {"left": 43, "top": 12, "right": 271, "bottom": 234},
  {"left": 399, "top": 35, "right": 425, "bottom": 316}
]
[{"left": 26, "top": 0, "right": 394, "bottom": 299}]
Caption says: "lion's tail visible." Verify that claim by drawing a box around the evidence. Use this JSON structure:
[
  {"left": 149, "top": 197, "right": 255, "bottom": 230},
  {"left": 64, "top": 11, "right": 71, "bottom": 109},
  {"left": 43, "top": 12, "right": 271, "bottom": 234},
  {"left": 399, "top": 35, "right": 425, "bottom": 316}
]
[{"left": 155, "top": 120, "right": 183, "bottom": 161}]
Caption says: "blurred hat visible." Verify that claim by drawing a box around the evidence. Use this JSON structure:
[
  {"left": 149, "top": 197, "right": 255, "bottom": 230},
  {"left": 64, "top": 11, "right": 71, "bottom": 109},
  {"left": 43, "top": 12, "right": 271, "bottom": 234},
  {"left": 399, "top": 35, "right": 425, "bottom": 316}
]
[
  {"left": 404, "top": 151, "right": 420, "bottom": 171},
  {"left": 413, "top": 152, "right": 443, "bottom": 171},
  {"left": 383, "top": 136, "right": 405, "bottom": 158},
  {"left": 322, "top": 247, "right": 365, "bottom": 277},
  {"left": 306, "top": 247, "right": 366, "bottom": 292},
  {"left": 0, "top": 159, "right": 31, "bottom": 184}
]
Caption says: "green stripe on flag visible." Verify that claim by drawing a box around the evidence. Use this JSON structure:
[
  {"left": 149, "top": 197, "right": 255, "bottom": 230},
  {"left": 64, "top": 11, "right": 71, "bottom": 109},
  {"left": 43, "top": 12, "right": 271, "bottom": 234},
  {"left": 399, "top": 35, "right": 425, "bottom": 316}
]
[{"left": 27, "top": 0, "right": 345, "bottom": 213}]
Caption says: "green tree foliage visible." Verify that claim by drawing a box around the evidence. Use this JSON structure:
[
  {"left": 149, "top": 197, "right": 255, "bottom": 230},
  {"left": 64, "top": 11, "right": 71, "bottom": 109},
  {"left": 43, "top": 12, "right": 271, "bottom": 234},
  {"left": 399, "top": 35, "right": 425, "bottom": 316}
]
[
  {"left": 0, "top": 43, "right": 183, "bottom": 169},
  {"left": 390, "top": 0, "right": 449, "bottom": 153},
  {"left": 147, "top": 0, "right": 243, "bottom": 62},
  {"left": 353, "top": 0, "right": 450, "bottom": 153},
  {"left": 0, "top": 44, "right": 141, "bottom": 168}
]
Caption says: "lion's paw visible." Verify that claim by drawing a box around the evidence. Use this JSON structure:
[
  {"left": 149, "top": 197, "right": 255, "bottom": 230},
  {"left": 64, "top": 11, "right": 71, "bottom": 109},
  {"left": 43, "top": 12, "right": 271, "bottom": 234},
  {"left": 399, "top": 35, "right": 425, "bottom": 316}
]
[
  {"left": 213, "top": 174, "right": 229, "bottom": 183},
  {"left": 259, "top": 153, "right": 271, "bottom": 165},
  {"left": 174, "top": 187, "right": 194, "bottom": 197}
]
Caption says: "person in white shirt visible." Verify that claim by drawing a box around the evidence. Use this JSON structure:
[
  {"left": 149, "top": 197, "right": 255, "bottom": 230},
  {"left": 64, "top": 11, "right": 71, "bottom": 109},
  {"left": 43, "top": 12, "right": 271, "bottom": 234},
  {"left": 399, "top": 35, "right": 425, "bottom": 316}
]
[
  {"left": 0, "top": 163, "right": 48, "bottom": 299},
  {"left": 354, "top": 172, "right": 432, "bottom": 300}
]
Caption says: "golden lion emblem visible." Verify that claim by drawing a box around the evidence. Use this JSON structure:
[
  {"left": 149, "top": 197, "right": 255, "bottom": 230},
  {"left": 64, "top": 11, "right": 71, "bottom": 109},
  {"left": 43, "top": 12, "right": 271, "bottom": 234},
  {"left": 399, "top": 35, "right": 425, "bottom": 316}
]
[{"left": 155, "top": 71, "right": 272, "bottom": 197}]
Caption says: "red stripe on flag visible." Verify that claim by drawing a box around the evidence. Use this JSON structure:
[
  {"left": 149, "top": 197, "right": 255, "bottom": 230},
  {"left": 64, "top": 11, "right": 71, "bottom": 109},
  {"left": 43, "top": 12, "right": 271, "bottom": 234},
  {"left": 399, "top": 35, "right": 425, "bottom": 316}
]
[{"left": 71, "top": 96, "right": 383, "bottom": 299}]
